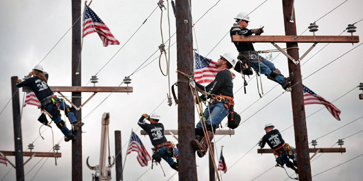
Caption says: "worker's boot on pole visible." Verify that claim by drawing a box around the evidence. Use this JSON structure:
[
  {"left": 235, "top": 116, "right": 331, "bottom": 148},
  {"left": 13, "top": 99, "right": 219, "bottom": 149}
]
[
  {"left": 191, "top": 135, "right": 204, "bottom": 151},
  {"left": 196, "top": 131, "right": 213, "bottom": 158}
]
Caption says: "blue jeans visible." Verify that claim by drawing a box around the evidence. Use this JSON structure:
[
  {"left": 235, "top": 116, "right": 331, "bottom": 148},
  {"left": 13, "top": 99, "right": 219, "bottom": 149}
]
[
  {"left": 247, "top": 53, "right": 286, "bottom": 86},
  {"left": 158, "top": 146, "right": 179, "bottom": 166},
  {"left": 58, "top": 99, "right": 78, "bottom": 124},
  {"left": 45, "top": 103, "right": 72, "bottom": 136},
  {"left": 196, "top": 102, "right": 229, "bottom": 129}
]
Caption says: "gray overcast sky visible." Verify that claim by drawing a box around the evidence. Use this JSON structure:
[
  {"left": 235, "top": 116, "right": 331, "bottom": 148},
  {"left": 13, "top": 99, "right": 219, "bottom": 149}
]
[{"left": 1, "top": 0, "right": 363, "bottom": 180}]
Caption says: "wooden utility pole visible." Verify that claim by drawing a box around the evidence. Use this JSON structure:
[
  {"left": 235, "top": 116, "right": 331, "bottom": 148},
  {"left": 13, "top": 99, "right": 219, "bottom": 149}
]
[
  {"left": 175, "top": 0, "right": 197, "bottom": 180},
  {"left": 282, "top": 1, "right": 311, "bottom": 180},
  {"left": 115, "top": 130, "right": 123, "bottom": 181},
  {"left": 71, "top": 0, "right": 82, "bottom": 180},
  {"left": 11, "top": 76, "right": 24, "bottom": 181},
  {"left": 209, "top": 143, "right": 215, "bottom": 181}
]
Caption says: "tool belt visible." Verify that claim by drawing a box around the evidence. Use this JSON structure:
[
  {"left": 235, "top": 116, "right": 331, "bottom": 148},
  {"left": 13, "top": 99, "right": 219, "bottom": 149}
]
[
  {"left": 40, "top": 95, "right": 58, "bottom": 107},
  {"left": 152, "top": 141, "right": 174, "bottom": 151},
  {"left": 273, "top": 143, "right": 291, "bottom": 155},
  {"left": 209, "top": 95, "right": 234, "bottom": 109}
]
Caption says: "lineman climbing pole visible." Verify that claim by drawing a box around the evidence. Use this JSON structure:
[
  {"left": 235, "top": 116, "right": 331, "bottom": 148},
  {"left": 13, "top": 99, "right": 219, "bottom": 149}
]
[
  {"left": 175, "top": 0, "right": 197, "bottom": 180},
  {"left": 232, "top": 0, "right": 359, "bottom": 180}
]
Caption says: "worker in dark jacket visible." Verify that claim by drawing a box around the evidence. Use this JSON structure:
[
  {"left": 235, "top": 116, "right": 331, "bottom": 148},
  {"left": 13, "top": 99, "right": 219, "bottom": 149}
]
[
  {"left": 138, "top": 113, "right": 179, "bottom": 171},
  {"left": 230, "top": 12, "right": 292, "bottom": 90},
  {"left": 191, "top": 53, "right": 235, "bottom": 158},
  {"left": 259, "top": 123, "right": 298, "bottom": 174},
  {"left": 16, "top": 65, "right": 81, "bottom": 142}
]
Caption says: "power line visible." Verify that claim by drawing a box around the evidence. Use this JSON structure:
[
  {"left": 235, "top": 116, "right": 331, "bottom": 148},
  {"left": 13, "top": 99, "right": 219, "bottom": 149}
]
[
  {"left": 314, "top": 115, "right": 363, "bottom": 141},
  {"left": 280, "top": 85, "right": 358, "bottom": 133},
  {"left": 251, "top": 165, "right": 275, "bottom": 181},
  {"left": 303, "top": 42, "right": 363, "bottom": 80},
  {"left": 206, "top": 0, "right": 269, "bottom": 56},
  {"left": 239, "top": 91, "right": 286, "bottom": 125},
  {"left": 220, "top": 144, "right": 257, "bottom": 175},
  {"left": 312, "top": 153, "right": 363, "bottom": 178},
  {"left": 300, "top": 0, "right": 349, "bottom": 35},
  {"left": 89, "top": 6, "right": 159, "bottom": 82}
]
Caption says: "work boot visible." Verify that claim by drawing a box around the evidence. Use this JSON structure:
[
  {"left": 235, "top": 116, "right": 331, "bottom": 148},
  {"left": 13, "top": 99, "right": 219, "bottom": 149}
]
[
  {"left": 65, "top": 134, "right": 76, "bottom": 142},
  {"left": 171, "top": 162, "right": 179, "bottom": 171},
  {"left": 72, "top": 121, "right": 84, "bottom": 132},
  {"left": 197, "top": 131, "right": 214, "bottom": 158},
  {"left": 283, "top": 72, "right": 294, "bottom": 91},
  {"left": 191, "top": 135, "right": 204, "bottom": 151}
]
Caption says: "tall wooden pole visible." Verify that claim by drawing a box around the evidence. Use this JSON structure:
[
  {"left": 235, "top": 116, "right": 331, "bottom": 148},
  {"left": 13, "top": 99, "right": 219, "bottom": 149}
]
[
  {"left": 11, "top": 76, "right": 24, "bottom": 181},
  {"left": 71, "top": 0, "right": 82, "bottom": 180},
  {"left": 115, "top": 130, "right": 123, "bottom": 181},
  {"left": 176, "top": 0, "right": 197, "bottom": 180},
  {"left": 282, "top": 0, "right": 312, "bottom": 180},
  {"left": 209, "top": 143, "right": 215, "bottom": 181}
]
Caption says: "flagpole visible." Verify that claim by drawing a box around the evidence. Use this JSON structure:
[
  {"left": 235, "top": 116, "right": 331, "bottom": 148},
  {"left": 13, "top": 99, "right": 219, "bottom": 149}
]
[{"left": 121, "top": 129, "right": 134, "bottom": 175}]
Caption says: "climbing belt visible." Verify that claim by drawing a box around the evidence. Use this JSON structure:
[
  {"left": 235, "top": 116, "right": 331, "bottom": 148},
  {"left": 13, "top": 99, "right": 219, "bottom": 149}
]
[{"left": 177, "top": 70, "right": 221, "bottom": 181}]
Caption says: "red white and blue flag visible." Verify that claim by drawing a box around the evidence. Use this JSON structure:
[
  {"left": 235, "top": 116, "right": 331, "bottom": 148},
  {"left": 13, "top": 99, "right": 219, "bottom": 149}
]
[
  {"left": 303, "top": 85, "right": 341, "bottom": 121},
  {"left": 127, "top": 132, "right": 151, "bottom": 167},
  {"left": 0, "top": 153, "right": 7, "bottom": 166},
  {"left": 217, "top": 148, "right": 227, "bottom": 173},
  {"left": 194, "top": 52, "right": 219, "bottom": 85},
  {"left": 24, "top": 92, "right": 41, "bottom": 107},
  {"left": 83, "top": 6, "right": 120, "bottom": 47},
  {"left": 194, "top": 52, "right": 235, "bottom": 85}
]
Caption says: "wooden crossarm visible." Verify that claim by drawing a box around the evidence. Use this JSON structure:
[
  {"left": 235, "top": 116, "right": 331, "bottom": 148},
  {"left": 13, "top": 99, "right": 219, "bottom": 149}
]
[
  {"left": 1, "top": 151, "right": 62, "bottom": 157},
  {"left": 257, "top": 148, "right": 346, "bottom": 154},
  {"left": 141, "top": 129, "right": 235, "bottom": 135},
  {"left": 232, "top": 35, "right": 359, "bottom": 43},
  {"left": 22, "top": 86, "right": 133, "bottom": 93}
]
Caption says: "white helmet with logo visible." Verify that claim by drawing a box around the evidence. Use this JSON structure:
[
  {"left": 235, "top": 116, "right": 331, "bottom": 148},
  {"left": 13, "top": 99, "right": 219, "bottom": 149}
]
[
  {"left": 264, "top": 123, "right": 275, "bottom": 130},
  {"left": 220, "top": 53, "right": 236, "bottom": 68},
  {"left": 235, "top": 12, "right": 250, "bottom": 22},
  {"left": 33, "top": 64, "right": 44, "bottom": 72},
  {"left": 150, "top": 112, "right": 161, "bottom": 120}
]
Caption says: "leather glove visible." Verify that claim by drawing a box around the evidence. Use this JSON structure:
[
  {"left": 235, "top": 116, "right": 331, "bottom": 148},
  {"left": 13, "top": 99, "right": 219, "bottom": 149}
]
[
  {"left": 251, "top": 28, "right": 264, "bottom": 35},
  {"left": 142, "top": 113, "right": 149, "bottom": 118}
]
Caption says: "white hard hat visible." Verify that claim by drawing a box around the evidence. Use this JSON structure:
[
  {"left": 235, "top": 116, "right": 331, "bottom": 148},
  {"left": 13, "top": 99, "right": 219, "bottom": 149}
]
[
  {"left": 220, "top": 53, "right": 236, "bottom": 68},
  {"left": 150, "top": 112, "right": 161, "bottom": 120},
  {"left": 264, "top": 123, "right": 275, "bottom": 130},
  {"left": 235, "top": 12, "right": 250, "bottom": 22},
  {"left": 33, "top": 64, "right": 44, "bottom": 72}
]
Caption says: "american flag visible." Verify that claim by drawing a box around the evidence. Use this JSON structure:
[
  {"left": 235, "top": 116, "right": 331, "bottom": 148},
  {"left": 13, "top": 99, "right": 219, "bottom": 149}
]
[
  {"left": 194, "top": 52, "right": 219, "bottom": 84},
  {"left": 83, "top": 6, "right": 120, "bottom": 47},
  {"left": 127, "top": 132, "right": 151, "bottom": 167},
  {"left": 303, "top": 85, "right": 341, "bottom": 121},
  {"left": 217, "top": 148, "right": 227, "bottom": 173},
  {"left": 194, "top": 52, "right": 235, "bottom": 85},
  {"left": 0, "top": 153, "right": 7, "bottom": 166},
  {"left": 24, "top": 92, "right": 41, "bottom": 107}
]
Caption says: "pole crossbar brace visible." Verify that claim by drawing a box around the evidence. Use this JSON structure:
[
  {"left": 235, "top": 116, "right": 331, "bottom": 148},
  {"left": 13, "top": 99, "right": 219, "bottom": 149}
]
[
  {"left": 23, "top": 153, "right": 36, "bottom": 165},
  {"left": 310, "top": 149, "right": 320, "bottom": 160},
  {"left": 271, "top": 42, "right": 318, "bottom": 65},
  {"left": 57, "top": 91, "right": 97, "bottom": 111}
]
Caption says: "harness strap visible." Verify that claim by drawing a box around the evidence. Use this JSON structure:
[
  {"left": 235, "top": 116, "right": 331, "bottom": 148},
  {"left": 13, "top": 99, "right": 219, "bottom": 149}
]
[{"left": 152, "top": 141, "right": 174, "bottom": 151}]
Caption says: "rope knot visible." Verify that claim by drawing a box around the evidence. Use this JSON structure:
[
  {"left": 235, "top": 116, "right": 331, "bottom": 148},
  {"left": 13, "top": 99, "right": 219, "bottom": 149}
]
[{"left": 158, "top": 43, "right": 166, "bottom": 53}]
